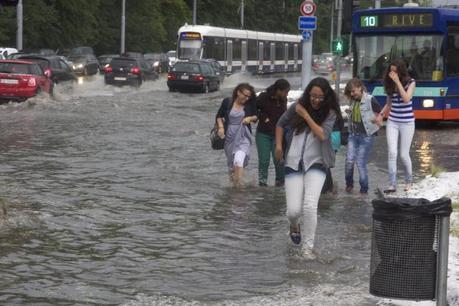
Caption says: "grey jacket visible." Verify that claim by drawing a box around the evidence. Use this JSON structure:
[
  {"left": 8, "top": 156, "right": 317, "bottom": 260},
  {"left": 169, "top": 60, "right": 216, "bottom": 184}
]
[
  {"left": 277, "top": 102, "right": 337, "bottom": 169},
  {"left": 348, "top": 93, "right": 380, "bottom": 136}
]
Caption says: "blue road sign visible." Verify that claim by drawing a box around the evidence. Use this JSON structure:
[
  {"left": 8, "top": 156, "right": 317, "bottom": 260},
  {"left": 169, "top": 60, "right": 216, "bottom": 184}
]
[
  {"left": 298, "top": 16, "right": 317, "bottom": 30},
  {"left": 302, "top": 30, "right": 312, "bottom": 41}
]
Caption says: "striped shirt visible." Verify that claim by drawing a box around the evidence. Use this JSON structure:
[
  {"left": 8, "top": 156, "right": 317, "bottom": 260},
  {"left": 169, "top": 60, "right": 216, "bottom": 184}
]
[{"left": 388, "top": 79, "right": 415, "bottom": 123}]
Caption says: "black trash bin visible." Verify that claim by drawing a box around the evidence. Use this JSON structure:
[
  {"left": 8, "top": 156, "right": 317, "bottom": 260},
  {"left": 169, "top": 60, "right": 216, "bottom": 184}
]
[{"left": 370, "top": 196, "right": 452, "bottom": 300}]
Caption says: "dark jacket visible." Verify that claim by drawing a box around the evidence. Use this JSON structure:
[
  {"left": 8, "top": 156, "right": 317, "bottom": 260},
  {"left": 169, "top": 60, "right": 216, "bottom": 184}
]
[
  {"left": 215, "top": 97, "right": 257, "bottom": 133},
  {"left": 256, "top": 92, "right": 287, "bottom": 136}
]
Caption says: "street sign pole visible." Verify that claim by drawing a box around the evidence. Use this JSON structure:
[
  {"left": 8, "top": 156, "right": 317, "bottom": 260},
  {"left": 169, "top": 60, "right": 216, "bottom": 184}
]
[
  {"left": 298, "top": 0, "right": 317, "bottom": 90},
  {"left": 301, "top": 32, "right": 313, "bottom": 90},
  {"left": 16, "top": 0, "right": 23, "bottom": 51}
]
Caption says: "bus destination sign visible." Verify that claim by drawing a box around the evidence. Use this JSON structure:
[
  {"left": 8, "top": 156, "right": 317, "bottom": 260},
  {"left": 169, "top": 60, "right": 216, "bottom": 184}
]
[
  {"left": 360, "top": 13, "right": 433, "bottom": 29},
  {"left": 180, "top": 32, "right": 201, "bottom": 40}
]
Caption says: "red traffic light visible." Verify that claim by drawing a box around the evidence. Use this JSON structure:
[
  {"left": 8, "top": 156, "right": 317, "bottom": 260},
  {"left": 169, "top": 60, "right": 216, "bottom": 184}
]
[{"left": 0, "top": 0, "right": 19, "bottom": 6}]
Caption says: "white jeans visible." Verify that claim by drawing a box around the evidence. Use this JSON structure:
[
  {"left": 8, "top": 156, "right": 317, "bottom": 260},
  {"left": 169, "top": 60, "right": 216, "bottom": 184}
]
[
  {"left": 285, "top": 168, "right": 326, "bottom": 249},
  {"left": 386, "top": 120, "right": 415, "bottom": 186}
]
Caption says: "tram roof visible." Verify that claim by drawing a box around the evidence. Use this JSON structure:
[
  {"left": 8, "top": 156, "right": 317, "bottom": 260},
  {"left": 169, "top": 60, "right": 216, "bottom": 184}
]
[{"left": 178, "top": 24, "right": 301, "bottom": 43}]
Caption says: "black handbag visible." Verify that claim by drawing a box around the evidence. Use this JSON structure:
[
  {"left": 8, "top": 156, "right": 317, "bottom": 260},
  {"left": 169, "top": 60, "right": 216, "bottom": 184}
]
[
  {"left": 210, "top": 126, "right": 225, "bottom": 150},
  {"left": 340, "top": 129, "right": 349, "bottom": 146}
]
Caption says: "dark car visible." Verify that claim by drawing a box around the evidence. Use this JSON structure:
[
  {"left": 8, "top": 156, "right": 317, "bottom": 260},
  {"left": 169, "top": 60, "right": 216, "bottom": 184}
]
[
  {"left": 97, "top": 54, "right": 119, "bottom": 73},
  {"left": 144, "top": 52, "right": 169, "bottom": 73},
  {"left": 104, "top": 57, "right": 158, "bottom": 87},
  {"left": 68, "top": 54, "right": 99, "bottom": 76},
  {"left": 0, "top": 59, "right": 53, "bottom": 102},
  {"left": 167, "top": 60, "right": 221, "bottom": 93},
  {"left": 17, "top": 55, "right": 77, "bottom": 84},
  {"left": 203, "top": 59, "right": 225, "bottom": 84}
]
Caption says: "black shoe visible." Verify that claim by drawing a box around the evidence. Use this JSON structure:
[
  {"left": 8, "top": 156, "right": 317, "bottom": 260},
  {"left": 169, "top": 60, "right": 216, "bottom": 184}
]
[
  {"left": 290, "top": 224, "right": 301, "bottom": 245},
  {"left": 259, "top": 182, "right": 268, "bottom": 187},
  {"left": 383, "top": 186, "right": 396, "bottom": 194},
  {"left": 275, "top": 180, "right": 284, "bottom": 187}
]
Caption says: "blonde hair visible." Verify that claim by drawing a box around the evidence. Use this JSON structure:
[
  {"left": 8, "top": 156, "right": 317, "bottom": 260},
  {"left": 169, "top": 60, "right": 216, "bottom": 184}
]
[{"left": 344, "top": 78, "right": 367, "bottom": 99}]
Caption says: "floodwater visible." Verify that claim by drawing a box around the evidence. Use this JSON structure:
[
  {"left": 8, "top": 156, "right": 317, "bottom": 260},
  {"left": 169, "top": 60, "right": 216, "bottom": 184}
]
[{"left": 0, "top": 73, "right": 457, "bottom": 305}]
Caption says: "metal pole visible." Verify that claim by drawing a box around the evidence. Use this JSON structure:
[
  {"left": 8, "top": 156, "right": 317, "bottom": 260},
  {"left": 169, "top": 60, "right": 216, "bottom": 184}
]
[
  {"left": 334, "top": 0, "right": 342, "bottom": 97},
  {"left": 16, "top": 0, "right": 23, "bottom": 51},
  {"left": 301, "top": 32, "right": 313, "bottom": 90},
  {"left": 436, "top": 216, "right": 450, "bottom": 306},
  {"left": 241, "top": 0, "right": 244, "bottom": 29},
  {"left": 121, "top": 0, "right": 126, "bottom": 54},
  {"left": 192, "top": 0, "right": 197, "bottom": 25},
  {"left": 330, "top": 2, "right": 334, "bottom": 51}
]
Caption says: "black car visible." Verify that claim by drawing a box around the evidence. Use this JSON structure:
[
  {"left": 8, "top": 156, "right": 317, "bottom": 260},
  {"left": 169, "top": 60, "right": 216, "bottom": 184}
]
[
  {"left": 144, "top": 52, "right": 169, "bottom": 73},
  {"left": 97, "top": 54, "right": 119, "bottom": 73},
  {"left": 104, "top": 57, "right": 158, "bottom": 87},
  {"left": 203, "top": 59, "right": 225, "bottom": 84},
  {"left": 167, "top": 60, "right": 221, "bottom": 93},
  {"left": 68, "top": 54, "right": 99, "bottom": 76},
  {"left": 17, "top": 55, "right": 77, "bottom": 84}
]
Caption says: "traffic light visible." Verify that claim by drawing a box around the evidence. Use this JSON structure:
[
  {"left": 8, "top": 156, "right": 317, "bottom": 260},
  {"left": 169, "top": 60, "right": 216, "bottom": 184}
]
[
  {"left": 332, "top": 38, "right": 344, "bottom": 56},
  {"left": 342, "top": 0, "right": 360, "bottom": 34},
  {"left": 0, "top": 0, "right": 19, "bottom": 6},
  {"left": 332, "top": 36, "right": 349, "bottom": 56}
]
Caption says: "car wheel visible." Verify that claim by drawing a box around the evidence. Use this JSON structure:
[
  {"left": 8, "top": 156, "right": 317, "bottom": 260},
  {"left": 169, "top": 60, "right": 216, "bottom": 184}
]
[
  {"left": 215, "top": 82, "right": 220, "bottom": 91},
  {"left": 135, "top": 78, "right": 142, "bottom": 87},
  {"left": 202, "top": 83, "right": 209, "bottom": 93},
  {"left": 49, "top": 83, "right": 54, "bottom": 97},
  {"left": 84, "top": 67, "right": 88, "bottom": 76},
  {"left": 168, "top": 86, "right": 175, "bottom": 92}
]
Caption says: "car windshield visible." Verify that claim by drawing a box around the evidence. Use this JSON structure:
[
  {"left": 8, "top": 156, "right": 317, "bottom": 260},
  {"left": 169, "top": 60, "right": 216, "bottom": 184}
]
[
  {"left": 19, "top": 58, "right": 49, "bottom": 69},
  {"left": 111, "top": 59, "right": 137, "bottom": 68},
  {"left": 0, "top": 62, "right": 31, "bottom": 74},
  {"left": 172, "top": 62, "right": 200, "bottom": 73},
  {"left": 69, "top": 56, "right": 85, "bottom": 61}
]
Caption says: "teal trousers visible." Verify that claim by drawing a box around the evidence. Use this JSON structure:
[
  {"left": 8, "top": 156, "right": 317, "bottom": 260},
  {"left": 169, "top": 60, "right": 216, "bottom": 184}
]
[{"left": 255, "top": 131, "right": 284, "bottom": 185}]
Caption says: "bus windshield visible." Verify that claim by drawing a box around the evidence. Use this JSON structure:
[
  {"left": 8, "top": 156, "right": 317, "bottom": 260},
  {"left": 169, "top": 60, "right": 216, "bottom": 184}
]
[
  {"left": 178, "top": 40, "right": 201, "bottom": 60},
  {"left": 355, "top": 34, "right": 443, "bottom": 81}
]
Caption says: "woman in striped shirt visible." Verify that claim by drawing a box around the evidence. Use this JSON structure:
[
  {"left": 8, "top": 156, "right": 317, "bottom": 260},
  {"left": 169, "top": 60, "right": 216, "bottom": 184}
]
[{"left": 377, "top": 59, "right": 416, "bottom": 193}]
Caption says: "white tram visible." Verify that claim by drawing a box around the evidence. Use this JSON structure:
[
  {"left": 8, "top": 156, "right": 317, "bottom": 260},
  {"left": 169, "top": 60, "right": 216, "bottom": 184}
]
[{"left": 177, "top": 24, "right": 303, "bottom": 74}]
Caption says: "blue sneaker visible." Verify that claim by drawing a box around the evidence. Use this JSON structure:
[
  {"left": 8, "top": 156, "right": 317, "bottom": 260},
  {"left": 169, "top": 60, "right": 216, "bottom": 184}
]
[{"left": 290, "top": 224, "right": 301, "bottom": 245}]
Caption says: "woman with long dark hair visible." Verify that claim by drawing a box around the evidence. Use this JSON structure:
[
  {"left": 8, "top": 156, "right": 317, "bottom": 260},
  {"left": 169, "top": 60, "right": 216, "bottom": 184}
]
[
  {"left": 255, "top": 79, "right": 290, "bottom": 187},
  {"left": 376, "top": 59, "right": 416, "bottom": 193},
  {"left": 216, "top": 83, "right": 257, "bottom": 187},
  {"left": 275, "top": 77, "right": 341, "bottom": 258}
]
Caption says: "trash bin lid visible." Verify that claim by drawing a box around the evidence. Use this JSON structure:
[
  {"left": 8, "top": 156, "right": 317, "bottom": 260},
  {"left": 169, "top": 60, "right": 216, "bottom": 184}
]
[{"left": 372, "top": 196, "right": 452, "bottom": 221}]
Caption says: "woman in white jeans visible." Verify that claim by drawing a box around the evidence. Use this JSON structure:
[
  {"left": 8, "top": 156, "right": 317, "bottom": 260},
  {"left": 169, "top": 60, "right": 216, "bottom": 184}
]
[
  {"left": 275, "top": 77, "right": 341, "bottom": 258},
  {"left": 377, "top": 59, "right": 416, "bottom": 193}
]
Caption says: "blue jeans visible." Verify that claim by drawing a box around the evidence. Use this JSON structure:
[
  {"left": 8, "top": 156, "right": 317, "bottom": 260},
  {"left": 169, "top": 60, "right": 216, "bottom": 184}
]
[{"left": 345, "top": 133, "right": 375, "bottom": 193}]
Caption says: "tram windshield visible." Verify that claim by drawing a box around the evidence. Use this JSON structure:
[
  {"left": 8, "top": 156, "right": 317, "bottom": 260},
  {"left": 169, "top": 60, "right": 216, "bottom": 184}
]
[
  {"left": 178, "top": 40, "right": 201, "bottom": 60},
  {"left": 355, "top": 34, "right": 444, "bottom": 81}
]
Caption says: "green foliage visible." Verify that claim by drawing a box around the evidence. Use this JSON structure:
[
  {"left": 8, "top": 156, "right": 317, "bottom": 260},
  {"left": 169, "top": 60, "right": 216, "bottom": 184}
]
[{"left": 7, "top": 0, "right": 440, "bottom": 56}]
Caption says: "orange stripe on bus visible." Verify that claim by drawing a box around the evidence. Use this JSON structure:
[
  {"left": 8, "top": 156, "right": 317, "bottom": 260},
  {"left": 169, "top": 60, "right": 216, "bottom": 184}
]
[{"left": 413, "top": 109, "right": 459, "bottom": 120}]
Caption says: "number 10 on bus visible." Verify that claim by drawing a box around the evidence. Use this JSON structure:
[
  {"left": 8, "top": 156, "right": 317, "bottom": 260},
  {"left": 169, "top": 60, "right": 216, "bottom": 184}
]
[{"left": 361, "top": 15, "right": 378, "bottom": 27}]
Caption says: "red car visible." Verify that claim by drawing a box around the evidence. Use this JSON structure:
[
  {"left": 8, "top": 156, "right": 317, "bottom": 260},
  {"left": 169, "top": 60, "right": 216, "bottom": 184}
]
[{"left": 0, "top": 59, "right": 53, "bottom": 102}]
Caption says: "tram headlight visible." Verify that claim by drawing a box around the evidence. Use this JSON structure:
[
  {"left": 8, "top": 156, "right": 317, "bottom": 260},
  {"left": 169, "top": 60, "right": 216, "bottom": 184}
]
[{"left": 422, "top": 99, "right": 434, "bottom": 108}]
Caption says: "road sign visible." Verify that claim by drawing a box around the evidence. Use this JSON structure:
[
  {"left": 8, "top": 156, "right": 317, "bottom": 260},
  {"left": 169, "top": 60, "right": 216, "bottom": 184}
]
[
  {"left": 302, "top": 31, "right": 312, "bottom": 41},
  {"left": 300, "top": 0, "right": 317, "bottom": 16},
  {"left": 298, "top": 16, "right": 317, "bottom": 31}
]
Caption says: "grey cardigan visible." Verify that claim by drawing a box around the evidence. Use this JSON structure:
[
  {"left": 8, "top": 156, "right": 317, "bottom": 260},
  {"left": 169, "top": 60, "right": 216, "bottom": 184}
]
[{"left": 276, "top": 102, "right": 337, "bottom": 169}]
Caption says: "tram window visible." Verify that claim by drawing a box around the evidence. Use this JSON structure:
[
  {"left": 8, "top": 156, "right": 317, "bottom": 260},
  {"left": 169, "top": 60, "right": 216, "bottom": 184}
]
[
  {"left": 289, "top": 44, "right": 294, "bottom": 60},
  {"left": 248, "top": 39, "right": 257, "bottom": 60},
  {"left": 446, "top": 31, "right": 459, "bottom": 76},
  {"left": 233, "top": 38, "right": 242, "bottom": 61},
  {"left": 276, "top": 42, "right": 283, "bottom": 60},
  {"left": 202, "top": 36, "right": 225, "bottom": 61},
  {"left": 264, "top": 41, "right": 271, "bottom": 61}
]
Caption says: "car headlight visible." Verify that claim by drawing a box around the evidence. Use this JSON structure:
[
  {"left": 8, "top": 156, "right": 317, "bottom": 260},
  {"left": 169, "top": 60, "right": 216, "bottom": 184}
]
[
  {"left": 153, "top": 61, "right": 159, "bottom": 67},
  {"left": 73, "top": 63, "right": 84, "bottom": 69},
  {"left": 422, "top": 99, "right": 434, "bottom": 108}
]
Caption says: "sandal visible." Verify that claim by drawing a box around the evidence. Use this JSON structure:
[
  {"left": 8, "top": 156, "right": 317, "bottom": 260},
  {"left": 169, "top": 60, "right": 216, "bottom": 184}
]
[
  {"left": 383, "top": 186, "right": 396, "bottom": 194},
  {"left": 289, "top": 224, "right": 301, "bottom": 245},
  {"left": 404, "top": 183, "right": 412, "bottom": 192}
]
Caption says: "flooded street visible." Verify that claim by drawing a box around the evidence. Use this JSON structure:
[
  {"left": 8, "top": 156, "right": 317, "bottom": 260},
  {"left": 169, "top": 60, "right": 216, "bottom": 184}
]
[{"left": 0, "top": 74, "right": 458, "bottom": 305}]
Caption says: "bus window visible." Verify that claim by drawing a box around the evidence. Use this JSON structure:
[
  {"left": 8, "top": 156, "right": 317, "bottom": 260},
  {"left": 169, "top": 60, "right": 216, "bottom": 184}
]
[
  {"left": 446, "top": 27, "right": 459, "bottom": 77},
  {"left": 178, "top": 39, "right": 201, "bottom": 59},
  {"left": 276, "top": 42, "right": 283, "bottom": 60},
  {"left": 248, "top": 39, "right": 257, "bottom": 61},
  {"left": 264, "top": 41, "right": 271, "bottom": 61},
  {"left": 202, "top": 36, "right": 225, "bottom": 61},
  {"left": 233, "top": 38, "right": 242, "bottom": 61}
]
